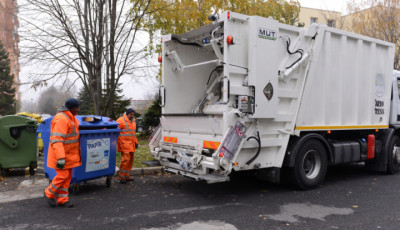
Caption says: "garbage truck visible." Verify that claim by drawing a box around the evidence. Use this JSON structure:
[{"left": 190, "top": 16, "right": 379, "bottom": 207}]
[{"left": 149, "top": 11, "right": 400, "bottom": 190}]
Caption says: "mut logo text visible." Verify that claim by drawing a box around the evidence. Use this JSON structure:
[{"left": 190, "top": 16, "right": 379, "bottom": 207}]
[{"left": 258, "top": 28, "right": 277, "bottom": 40}]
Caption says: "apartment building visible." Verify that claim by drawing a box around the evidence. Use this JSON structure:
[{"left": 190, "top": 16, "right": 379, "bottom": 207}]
[
  {"left": 0, "top": 0, "right": 20, "bottom": 101},
  {"left": 130, "top": 100, "right": 153, "bottom": 114},
  {"left": 299, "top": 7, "right": 343, "bottom": 28}
]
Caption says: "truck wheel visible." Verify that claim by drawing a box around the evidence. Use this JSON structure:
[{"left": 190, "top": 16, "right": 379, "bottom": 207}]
[
  {"left": 387, "top": 136, "right": 400, "bottom": 174},
  {"left": 289, "top": 139, "right": 328, "bottom": 190}
]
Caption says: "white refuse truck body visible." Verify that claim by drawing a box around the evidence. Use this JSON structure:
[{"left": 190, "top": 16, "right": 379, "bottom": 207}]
[{"left": 150, "top": 11, "right": 400, "bottom": 189}]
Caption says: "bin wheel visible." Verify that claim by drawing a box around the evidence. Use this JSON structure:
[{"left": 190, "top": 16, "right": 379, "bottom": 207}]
[
  {"left": 1, "top": 168, "right": 6, "bottom": 177},
  {"left": 1, "top": 168, "right": 10, "bottom": 177},
  {"left": 29, "top": 166, "right": 35, "bottom": 176},
  {"left": 106, "top": 176, "right": 112, "bottom": 188},
  {"left": 72, "top": 184, "right": 80, "bottom": 195}
]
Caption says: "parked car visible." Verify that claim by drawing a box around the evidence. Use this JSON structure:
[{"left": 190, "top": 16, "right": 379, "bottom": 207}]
[{"left": 135, "top": 118, "right": 147, "bottom": 133}]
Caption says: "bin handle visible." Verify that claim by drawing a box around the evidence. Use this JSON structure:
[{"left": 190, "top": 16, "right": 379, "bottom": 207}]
[
  {"left": 159, "top": 85, "right": 166, "bottom": 107},
  {"left": 0, "top": 126, "right": 18, "bottom": 149}
]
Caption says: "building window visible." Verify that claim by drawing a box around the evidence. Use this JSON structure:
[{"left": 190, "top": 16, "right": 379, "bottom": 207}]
[
  {"left": 310, "top": 17, "right": 318, "bottom": 24},
  {"left": 328, "top": 20, "right": 336, "bottom": 28}
]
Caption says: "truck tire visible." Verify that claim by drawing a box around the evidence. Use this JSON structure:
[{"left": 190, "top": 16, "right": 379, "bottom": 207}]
[
  {"left": 289, "top": 139, "right": 328, "bottom": 190},
  {"left": 387, "top": 136, "right": 400, "bottom": 174}
]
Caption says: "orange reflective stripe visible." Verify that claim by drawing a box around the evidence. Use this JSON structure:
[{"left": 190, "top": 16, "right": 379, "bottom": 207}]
[
  {"left": 163, "top": 136, "right": 178, "bottom": 143},
  {"left": 203, "top": 141, "right": 221, "bottom": 150}
]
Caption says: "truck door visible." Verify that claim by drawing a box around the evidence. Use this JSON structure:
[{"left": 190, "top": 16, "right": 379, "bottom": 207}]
[
  {"left": 390, "top": 71, "right": 400, "bottom": 125},
  {"left": 396, "top": 78, "right": 400, "bottom": 122}
]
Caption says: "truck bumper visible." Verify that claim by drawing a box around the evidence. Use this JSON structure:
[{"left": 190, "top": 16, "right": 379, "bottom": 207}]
[
  {"left": 152, "top": 144, "right": 230, "bottom": 183},
  {"left": 164, "top": 167, "right": 230, "bottom": 184}
]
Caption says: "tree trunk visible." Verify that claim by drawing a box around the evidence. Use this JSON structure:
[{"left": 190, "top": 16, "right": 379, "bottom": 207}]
[{"left": 105, "top": 0, "right": 117, "bottom": 118}]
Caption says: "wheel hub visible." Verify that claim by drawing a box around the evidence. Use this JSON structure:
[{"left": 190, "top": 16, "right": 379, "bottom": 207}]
[
  {"left": 393, "top": 146, "right": 400, "bottom": 164},
  {"left": 302, "top": 150, "right": 321, "bottom": 179}
]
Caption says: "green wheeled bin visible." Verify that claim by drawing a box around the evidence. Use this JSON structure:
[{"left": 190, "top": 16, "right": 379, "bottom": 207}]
[{"left": 0, "top": 115, "right": 38, "bottom": 176}]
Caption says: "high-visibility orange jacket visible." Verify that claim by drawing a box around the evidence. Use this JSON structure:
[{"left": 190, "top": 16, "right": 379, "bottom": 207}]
[
  {"left": 117, "top": 114, "right": 138, "bottom": 152},
  {"left": 47, "top": 106, "right": 81, "bottom": 169}
]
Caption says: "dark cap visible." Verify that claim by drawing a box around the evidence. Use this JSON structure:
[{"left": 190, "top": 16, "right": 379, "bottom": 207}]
[
  {"left": 65, "top": 98, "right": 80, "bottom": 109},
  {"left": 126, "top": 108, "right": 135, "bottom": 115}
]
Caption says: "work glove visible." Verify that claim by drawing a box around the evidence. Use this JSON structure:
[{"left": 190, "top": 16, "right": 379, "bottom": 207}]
[
  {"left": 56, "top": 158, "right": 65, "bottom": 169},
  {"left": 135, "top": 143, "right": 138, "bottom": 149}
]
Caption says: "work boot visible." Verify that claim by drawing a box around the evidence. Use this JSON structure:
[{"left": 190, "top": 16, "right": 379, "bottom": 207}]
[
  {"left": 44, "top": 193, "right": 56, "bottom": 207},
  {"left": 119, "top": 179, "right": 126, "bottom": 184},
  {"left": 126, "top": 177, "right": 135, "bottom": 182},
  {"left": 58, "top": 201, "right": 74, "bottom": 208}
]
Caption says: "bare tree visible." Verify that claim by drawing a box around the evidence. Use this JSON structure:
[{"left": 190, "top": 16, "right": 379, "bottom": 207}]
[
  {"left": 347, "top": 0, "right": 400, "bottom": 70},
  {"left": 19, "top": 0, "right": 157, "bottom": 116},
  {"left": 20, "top": 79, "right": 76, "bottom": 115}
]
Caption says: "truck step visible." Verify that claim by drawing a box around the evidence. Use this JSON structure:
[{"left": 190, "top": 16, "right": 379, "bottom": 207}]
[
  {"left": 165, "top": 167, "right": 230, "bottom": 184},
  {"left": 274, "top": 114, "right": 293, "bottom": 122},
  {"left": 278, "top": 89, "right": 299, "bottom": 99}
]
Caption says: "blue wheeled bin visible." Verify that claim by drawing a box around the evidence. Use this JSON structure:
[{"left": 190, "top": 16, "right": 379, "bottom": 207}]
[{"left": 38, "top": 115, "right": 120, "bottom": 190}]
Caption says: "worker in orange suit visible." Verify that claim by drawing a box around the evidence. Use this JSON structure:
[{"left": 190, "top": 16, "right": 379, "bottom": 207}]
[
  {"left": 44, "top": 98, "right": 81, "bottom": 208},
  {"left": 116, "top": 108, "right": 138, "bottom": 184}
]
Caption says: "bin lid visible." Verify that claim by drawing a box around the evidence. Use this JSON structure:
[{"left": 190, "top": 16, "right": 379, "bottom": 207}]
[
  {"left": 0, "top": 115, "right": 37, "bottom": 127},
  {"left": 77, "top": 115, "right": 119, "bottom": 128},
  {"left": 36, "top": 117, "right": 53, "bottom": 132}
]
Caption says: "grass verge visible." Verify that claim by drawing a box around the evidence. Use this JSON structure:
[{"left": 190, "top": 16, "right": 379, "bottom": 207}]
[{"left": 116, "top": 135, "right": 155, "bottom": 168}]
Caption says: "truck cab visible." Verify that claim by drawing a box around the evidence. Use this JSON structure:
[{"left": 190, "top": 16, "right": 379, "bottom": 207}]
[{"left": 390, "top": 70, "right": 400, "bottom": 125}]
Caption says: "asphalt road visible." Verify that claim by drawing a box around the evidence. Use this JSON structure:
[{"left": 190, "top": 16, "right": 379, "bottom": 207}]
[{"left": 1, "top": 164, "right": 400, "bottom": 230}]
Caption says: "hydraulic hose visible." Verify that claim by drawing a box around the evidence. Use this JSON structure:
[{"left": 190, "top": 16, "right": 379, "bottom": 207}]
[
  {"left": 244, "top": 131, "right": 261, "bottom": 166},
  {"left": 171, "top": 35, "right": 202, "bottom": 48},
  {"left": 285, "top": 37, "right": 304, "bottom": 69},
  {"left": 207, "top": 66, "right": 223, "bottom": 85}
]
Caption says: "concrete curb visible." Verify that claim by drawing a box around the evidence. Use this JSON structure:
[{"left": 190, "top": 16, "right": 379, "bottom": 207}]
[{"left": 130, "top": 166, "right": 165, "bottom": 176}]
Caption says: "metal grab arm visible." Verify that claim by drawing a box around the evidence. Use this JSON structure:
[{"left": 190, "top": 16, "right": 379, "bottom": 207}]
[
  {"left": 165, "top": 50, "right": 219, "bottom": 72},
  {"left": 278, "top": 51, "right": 311, "bottom": 80}
]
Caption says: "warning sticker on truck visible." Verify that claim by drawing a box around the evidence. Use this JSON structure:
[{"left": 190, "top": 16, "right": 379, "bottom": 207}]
[
  {"left": 375, "top": 73, "right": 385, "bottom": 97},
  {"left": 375, "top": 74, "right": 385, "bottom": 115},
  {"left": 258, "top": 28, "right": 277, "bottom": 40}
]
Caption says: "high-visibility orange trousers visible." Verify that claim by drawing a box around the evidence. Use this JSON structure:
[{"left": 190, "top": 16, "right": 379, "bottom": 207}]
[
  {"left": 118, "top": 152, "right": 134, "bottom": 181},
  {"left": 44, "top": 168, "right": 72, "bottom": 204}
]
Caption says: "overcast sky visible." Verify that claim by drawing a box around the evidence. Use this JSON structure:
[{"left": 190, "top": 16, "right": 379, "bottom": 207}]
[
  {"left": 18, "top": 0, "right": 355, "bottom": 106},
  {"left": 298, "top": 0, "right": 350, "bottom": 13}
]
